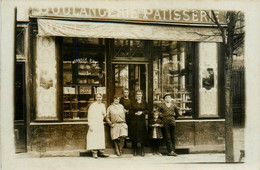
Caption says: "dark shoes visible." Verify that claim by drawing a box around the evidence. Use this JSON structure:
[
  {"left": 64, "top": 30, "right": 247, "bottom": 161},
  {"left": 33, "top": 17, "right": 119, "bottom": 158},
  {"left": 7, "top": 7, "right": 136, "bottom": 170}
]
[
  {"left": 116, "top": 150, "right": 121, "bottom": 156},
  {"left": 133, "top": 150, "right": 137, "bottom": 156},
  {"left": 168, "top": 151, "right": 178, "bottom": 156},
  {"left": 141, "top": 149, "right": 145, "bottom": 157}
]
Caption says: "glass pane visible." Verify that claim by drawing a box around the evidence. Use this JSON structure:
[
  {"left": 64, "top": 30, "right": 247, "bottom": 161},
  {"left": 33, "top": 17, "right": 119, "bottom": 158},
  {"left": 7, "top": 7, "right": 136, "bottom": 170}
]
[
  {"left": 153, "top": 41, "right": 193, "bottom": 118},
  {"left": 113, "top": 64, "right": 147, "bottom": 102},
  {"left": 114, "top": 39, "right": 146, "bottom": 58},
  {"left": 16, "top": 27, "right": 25, "bottom": 56},
  {"left": 114, "top": 64, "right": 129, "bottom": 95},
  {"left": 62, "top": 38, "right": 106, "bottom": 120}
]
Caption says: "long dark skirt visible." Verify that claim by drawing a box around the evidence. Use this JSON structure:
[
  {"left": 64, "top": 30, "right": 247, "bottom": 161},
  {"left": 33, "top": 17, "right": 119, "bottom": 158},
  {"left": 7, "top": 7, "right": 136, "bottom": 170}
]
[{"left": 128, "top": 116, "right": 147, "bottom": 143}]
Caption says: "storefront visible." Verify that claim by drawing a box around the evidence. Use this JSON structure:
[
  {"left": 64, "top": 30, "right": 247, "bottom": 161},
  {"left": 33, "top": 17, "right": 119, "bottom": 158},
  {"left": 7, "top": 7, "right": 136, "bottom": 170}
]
[{"left": 15, "top": 6, "right": 226, "bottom": 153}]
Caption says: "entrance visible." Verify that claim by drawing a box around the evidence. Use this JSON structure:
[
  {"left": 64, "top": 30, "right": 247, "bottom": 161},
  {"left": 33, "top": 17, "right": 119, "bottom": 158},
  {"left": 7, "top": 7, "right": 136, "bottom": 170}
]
[
  {"left": 14, "top": 62, "right": 27, "bottom": 152},
  {"left": 112, "top": 64, "right": 148, "bottom": 102}
]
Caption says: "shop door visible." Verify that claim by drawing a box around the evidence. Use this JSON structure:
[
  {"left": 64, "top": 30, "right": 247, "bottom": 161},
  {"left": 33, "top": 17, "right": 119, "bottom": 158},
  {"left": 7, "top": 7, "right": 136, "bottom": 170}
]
[
  {"left": 112, "top": 64, "right": 148, "bottom": 102},
  {"left": 14, "top": 62, "right": 27, "bottom": 152}
]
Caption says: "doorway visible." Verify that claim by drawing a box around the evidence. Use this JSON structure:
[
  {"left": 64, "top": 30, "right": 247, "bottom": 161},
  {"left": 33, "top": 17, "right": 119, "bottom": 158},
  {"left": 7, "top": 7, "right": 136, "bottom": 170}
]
[
  {"left": 112, "top": 64, "right": 148, "bottom": 102},
  {"left": 14, "top": 62, "right": 27, "bottom": 152}
]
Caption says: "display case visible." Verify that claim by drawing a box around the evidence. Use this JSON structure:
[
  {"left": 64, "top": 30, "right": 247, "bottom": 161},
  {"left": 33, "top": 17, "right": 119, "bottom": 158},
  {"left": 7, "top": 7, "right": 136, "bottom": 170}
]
[
  {"left": 62, "top": 38, "right": 106, "bottom": 120},
  {"left": 153, "top": 41, "right": 193, "bottom": 118}
]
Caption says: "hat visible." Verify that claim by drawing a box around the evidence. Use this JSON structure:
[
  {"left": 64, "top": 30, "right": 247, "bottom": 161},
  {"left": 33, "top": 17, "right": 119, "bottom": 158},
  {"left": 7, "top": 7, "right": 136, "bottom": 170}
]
[{"left": 163, "top": 93, "right": 171, "bottom": 99}]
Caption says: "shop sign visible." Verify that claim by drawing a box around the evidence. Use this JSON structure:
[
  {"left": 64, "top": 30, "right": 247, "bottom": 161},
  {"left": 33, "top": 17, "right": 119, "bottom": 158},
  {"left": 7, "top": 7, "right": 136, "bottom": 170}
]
[{"left": 31, "top": 7, "right": 226, "bottom": 25}]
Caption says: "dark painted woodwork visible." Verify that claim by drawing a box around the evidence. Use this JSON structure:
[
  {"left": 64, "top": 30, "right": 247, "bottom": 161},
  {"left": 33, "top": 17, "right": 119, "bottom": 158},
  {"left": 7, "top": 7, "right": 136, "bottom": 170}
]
[
  {"left": 56, "top": 37, "right": 63, "bottom": 121},
  {"left": 175, "top": 122, "right": 195, "bottom": 146},
  {"left": 147, "top": 40, "right": 153, "bottom": 113},
  {"left": 218, "top": 43, "right": 225, "bottom": 119},
  {"left": 194, "top": 43, "right": 199, "bottom": 119},
  {"left": 14, "top": 124, "right": 27, "bottom": 152},
  {"left": 195, "top": 121, "right": 225, "bottom": 145},
  {"left": 106, "top": 39, "right": 113, "bottom": 106},
  {"left": 29, "top": 121, "right": 225, "bottom": 152},
  {"left": 29, "top": 19, "right": 38, "bottom": 121},
  {"left": 29, "top": 124, "right": 115, "bottom": 152}
]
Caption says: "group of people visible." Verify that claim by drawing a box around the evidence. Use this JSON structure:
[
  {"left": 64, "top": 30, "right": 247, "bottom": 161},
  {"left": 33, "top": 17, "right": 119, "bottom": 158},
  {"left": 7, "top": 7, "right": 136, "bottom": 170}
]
[{"left": 86, "top": 88, "right": 179, "bottom": 159}]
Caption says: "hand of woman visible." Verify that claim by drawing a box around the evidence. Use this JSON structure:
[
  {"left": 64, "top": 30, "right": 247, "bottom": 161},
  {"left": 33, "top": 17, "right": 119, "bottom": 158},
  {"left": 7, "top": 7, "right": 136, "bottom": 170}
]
[{"left": 135, "top": 111, "right": 142, "bottom": 116}]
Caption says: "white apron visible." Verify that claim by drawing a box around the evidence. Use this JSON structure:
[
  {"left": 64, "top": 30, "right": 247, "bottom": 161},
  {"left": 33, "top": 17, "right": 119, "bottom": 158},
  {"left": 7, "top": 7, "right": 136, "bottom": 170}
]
[{"left": 86, "top": 102, "right": 106, "bottom": 150}]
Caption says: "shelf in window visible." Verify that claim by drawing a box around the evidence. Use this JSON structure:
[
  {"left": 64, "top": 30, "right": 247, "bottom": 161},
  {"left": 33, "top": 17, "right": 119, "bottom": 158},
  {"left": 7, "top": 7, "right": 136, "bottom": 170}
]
[
  {"left": 64, "top": 101, "right": 78, "bottom": 103},
  {"left": 63, "top": 84, "right": 101, "bottom": 86},
  {"left": 178, "top": 108, "right": 192, "bottom": 111},
  {"left": 64, "top": 110, "right": 78, "bottom": 112},
  {"left": 79, "top": 100, "right": 87, "bottom": 103},
  {"left": 182, "top": 101, "right": 192, "bottom": 103},
  {"left": 77, "top": 74, "right": 100, "bottom": 77},
  {"left": 174, "top": 100, "right": 192, "bottom": 103},
  {"left": 63, "top": 61, "right": 73, "bottom": 64}
]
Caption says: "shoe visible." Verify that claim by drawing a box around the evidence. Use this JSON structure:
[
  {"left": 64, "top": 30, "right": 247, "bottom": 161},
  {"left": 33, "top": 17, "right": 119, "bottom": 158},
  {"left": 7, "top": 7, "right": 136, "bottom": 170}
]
[
  {"left": 141, "top": 150, "right": 145, "bottom": 157},
  {"left": 133, "top": 149, "right": 137, "bottom": 156},
  {"left": 168, "top": 151, "right": 178, "bottom": 156},
  {"left": 156, "top": 152, "right": 162, "bottom": 156},
  {"left": 116, "top": 150, "right": 121, "bottom": 156},
  {"left": 152, "top": 152, "right": 156, "bottom": 155},
  {"left": 99, "top": 153, "right": 109, "bottom": 157},
  {"left": 93, "top": 152, "right": 98, "bottom": 159}
]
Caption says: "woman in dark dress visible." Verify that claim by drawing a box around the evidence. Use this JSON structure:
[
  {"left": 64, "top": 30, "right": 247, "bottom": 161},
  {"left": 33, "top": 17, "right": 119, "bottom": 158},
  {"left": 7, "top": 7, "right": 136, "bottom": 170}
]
[{"left": 129, "top": 90, "right": 148, "bottom": 157}]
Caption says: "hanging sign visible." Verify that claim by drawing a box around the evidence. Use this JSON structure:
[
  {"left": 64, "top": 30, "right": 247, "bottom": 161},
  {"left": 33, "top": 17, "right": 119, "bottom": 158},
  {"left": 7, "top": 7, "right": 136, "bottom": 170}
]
[{"left": 31, "top": 7, "right": 226, "bottom": 25}]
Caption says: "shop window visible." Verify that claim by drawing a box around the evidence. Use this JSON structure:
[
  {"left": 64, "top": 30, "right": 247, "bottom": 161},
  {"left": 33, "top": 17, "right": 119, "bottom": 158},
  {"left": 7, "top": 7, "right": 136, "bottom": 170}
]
[
  {"left": 62, "top": 38, "right": 106, "bottom": 120},
  {"left": 153, "top": 41, "right": 193, "bottom": 118}
]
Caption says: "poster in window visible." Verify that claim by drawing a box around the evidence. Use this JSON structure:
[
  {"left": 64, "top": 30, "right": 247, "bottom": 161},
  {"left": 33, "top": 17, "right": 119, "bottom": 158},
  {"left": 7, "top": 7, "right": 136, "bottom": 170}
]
[
  {"left": 202, "top": 68, "right": 214, "bottom": 90},
  {"left": 40, "top": 69, "right": 53, "bottom": 89},
  {"left": 97, "top": 87, "right": 106, "bottom": 94}
]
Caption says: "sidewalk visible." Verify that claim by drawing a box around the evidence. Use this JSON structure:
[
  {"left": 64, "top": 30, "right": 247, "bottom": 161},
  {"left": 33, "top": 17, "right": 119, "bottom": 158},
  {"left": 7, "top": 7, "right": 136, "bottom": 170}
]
[
  {"left": 13, "top": 153, "right": 227, "bottom": 170},
  {"left": 9, "top": 127, "right": 245, "bottom": 170},
  {"left": 16, "top": 152, "right": 226, "bottom": 163}
]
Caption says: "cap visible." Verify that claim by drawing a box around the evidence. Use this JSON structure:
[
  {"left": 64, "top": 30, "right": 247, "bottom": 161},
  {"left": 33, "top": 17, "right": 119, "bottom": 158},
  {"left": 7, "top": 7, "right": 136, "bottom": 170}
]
[{"left": 163, "top": 92, "right": 171, "bottom": 99}]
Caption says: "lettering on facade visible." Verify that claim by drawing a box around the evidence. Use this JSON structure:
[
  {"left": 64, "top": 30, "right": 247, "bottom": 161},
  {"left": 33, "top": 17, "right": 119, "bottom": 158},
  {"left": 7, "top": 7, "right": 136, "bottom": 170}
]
[{"left": 31, "top": 7, "right": 226, "bottom": 24}]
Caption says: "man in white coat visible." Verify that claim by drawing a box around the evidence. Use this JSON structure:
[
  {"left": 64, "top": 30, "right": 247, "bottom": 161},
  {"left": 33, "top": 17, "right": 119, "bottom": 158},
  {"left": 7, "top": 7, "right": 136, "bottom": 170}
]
[{"left": 87, "top": 93, "right": 109, "bottom": 158}]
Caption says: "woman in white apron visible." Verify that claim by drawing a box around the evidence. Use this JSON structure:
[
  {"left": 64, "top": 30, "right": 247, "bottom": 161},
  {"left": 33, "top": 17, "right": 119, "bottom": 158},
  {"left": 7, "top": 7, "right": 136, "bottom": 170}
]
[{"left": 87, "top": 93, "right": 109, "bottom": 158}]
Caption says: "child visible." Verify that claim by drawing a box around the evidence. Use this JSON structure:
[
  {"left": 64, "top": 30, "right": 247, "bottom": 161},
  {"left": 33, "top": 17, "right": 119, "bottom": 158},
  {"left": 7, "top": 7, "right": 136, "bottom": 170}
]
[{"left": 149, "top": 110, "right": 163, "bottom": 155}]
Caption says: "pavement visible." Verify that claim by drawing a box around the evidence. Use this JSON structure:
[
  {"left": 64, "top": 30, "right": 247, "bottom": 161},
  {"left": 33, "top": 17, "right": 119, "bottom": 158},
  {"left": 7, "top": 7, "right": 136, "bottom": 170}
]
[
  {"left": 2, "top": 127, "right": 246, "bottom": 170},
  {"left": 11, "top": 152, "right": 250, "bottom": 170}
]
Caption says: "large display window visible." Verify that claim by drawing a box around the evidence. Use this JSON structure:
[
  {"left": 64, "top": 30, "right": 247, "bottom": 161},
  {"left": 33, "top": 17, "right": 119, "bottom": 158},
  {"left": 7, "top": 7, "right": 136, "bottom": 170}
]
[
  {"left": 62, "top": 38, "right": 106, "bottom": 120},
  {"left": 153, "top": 41, "right": 194, "bottom": 118}
]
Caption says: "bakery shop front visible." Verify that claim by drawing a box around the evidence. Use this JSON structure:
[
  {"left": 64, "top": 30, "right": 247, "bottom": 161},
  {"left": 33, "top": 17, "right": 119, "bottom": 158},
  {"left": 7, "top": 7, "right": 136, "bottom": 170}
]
[{"left": 15, "top": 6, "right": 226, "bottom": 154}]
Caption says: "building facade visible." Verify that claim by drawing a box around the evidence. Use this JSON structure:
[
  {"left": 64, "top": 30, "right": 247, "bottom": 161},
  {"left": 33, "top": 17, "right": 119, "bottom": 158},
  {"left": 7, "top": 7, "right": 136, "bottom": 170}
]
[{"left": 14, "top": 5, "right": 227, "bottom": 153}]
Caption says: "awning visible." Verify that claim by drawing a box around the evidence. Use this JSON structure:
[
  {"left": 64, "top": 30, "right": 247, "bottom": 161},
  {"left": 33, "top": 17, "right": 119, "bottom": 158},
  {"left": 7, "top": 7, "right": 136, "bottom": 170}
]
[{"left": 38, "top": 19, "right": 222, "bottom": 42}]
